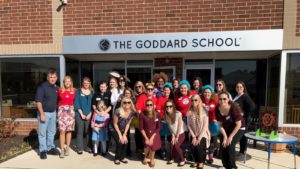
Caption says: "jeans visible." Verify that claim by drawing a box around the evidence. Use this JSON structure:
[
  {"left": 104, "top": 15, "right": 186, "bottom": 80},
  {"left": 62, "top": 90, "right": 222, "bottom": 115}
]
[
  {"left": 75, "top": 115, "right": 91, "bottom": 151},
  {"left": 38, "top": 111, "right": 57, "bottom": 152}
]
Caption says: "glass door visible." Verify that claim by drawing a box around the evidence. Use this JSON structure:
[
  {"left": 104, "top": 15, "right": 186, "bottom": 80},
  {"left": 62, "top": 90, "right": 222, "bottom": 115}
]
[{"left": 184, "top": 65, "right": 214, "bottom": 87}]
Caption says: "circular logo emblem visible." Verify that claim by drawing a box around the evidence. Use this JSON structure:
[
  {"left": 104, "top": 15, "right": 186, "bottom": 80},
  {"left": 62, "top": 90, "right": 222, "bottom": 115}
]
[
  {"left": 99, "top": 39, "right": 110, "bottom": 51},
  {"left": 182, "top": 98, "right": 190, "bottom": 105}
]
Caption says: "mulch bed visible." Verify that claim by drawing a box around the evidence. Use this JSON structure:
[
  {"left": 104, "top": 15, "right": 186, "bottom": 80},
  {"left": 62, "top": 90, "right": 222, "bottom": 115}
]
[{"left": 0, "top": 135, "right": 38, "bottom": 163}]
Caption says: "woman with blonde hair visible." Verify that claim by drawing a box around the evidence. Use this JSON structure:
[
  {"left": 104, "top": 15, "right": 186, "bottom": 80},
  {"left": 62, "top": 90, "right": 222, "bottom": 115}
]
[
  {"left": 57, "top": 76, "right": 76, "bottom": 158},
  {"left": 112, "top": 97, "right": 136, "bottom": 164},
  {"left": 187, "top": 94, "right": 210, "bottom": 169},
  {"left": 134, "top": 81, "right": 146, "bottom": 97}
]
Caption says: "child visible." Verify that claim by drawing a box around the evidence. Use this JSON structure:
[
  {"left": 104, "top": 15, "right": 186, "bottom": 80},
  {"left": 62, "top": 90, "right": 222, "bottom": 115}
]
[{"left": 91, "top": 100, "right": 110, "bottom": 156}]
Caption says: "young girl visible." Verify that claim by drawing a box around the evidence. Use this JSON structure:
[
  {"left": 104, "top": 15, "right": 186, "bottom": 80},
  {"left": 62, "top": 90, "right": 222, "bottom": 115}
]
[{"left": 91, "top": 100, "right": 110, "bottom": 156}]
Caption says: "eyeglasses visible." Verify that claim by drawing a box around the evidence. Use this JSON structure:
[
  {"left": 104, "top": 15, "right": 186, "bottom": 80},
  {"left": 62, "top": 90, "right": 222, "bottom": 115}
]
[
  {"left": 217, "top": 83, "right": 223, "bottom": 86},
  {"left": 123, "top": 101, "right": 131, "bottom": 104},
  {"left": 146, "top": 104, "right": 153, "bottom": 107},
  {"left": 147, "top": 88, "right": 154, "bottom": 91},
  {"left": 191, "top": 99, "right": 198, "bottom": 102},
  {"left": 166, "top": 105, "right": 173, "bottom": 108},
  {"left": 219, "top": 98, "right": 227, "bottom": 101}
]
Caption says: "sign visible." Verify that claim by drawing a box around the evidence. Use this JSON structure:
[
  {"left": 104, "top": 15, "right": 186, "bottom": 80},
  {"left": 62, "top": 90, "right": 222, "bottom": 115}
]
[{"left": 63, "top": 29, "right": 283, "bottom": 54}]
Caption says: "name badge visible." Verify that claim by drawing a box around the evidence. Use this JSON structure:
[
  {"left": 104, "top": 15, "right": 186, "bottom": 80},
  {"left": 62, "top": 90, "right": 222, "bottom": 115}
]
[
  {"left": 226, "top": 116, "right": 230, "bottom": 120},
  {"left": 155, "top": 118, "right": 159, "bottom": 122},
  {"left": 96, "top": 98, "right": 101, "bottom": 101}
]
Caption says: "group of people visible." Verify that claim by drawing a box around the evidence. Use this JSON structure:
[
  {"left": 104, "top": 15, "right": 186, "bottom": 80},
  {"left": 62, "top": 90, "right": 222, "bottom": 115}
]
[{"left": 36, "top": 69, "right": 255, "bottom": 169}]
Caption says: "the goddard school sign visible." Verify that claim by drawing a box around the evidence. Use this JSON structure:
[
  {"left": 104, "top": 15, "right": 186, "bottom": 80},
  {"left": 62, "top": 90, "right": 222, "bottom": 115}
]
[{"left": 63, "top": 29, "right": 283, "bottom": 54}]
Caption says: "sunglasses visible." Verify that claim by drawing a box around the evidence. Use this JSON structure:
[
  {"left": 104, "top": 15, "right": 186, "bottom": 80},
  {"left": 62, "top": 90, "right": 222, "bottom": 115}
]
[
  {"left": 135, "top": 86, "right": 142, "bottom": 88},
  {"left": 191, "top": 99, "right": 198, "bottom": 102},
  {"left": 123, "top": 101, "right": 131, "bottom": 104},
  {"left": 219, "top": 98, "right": 227, "bottom": 101},
  {"left": 147, "top": 88, "right": 154, "bottom": 91},
  {"left": 146, "top": 104, "right": 153, "bottom": 107},
  {"left": 166, "top": 105, "right": 173, "bottom": 108},
  {"left": 217, "top": 83, "right": 223, "bottom": 86}
]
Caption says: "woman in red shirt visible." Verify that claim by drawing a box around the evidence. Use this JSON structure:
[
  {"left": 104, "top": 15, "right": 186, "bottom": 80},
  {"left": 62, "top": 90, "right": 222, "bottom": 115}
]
[
  {"left": 174, "top": 80, "right": 192, "bottom": 118},
  {"left": 156, "top": 82, "right": 173, "bottom": 119},
  {"left": 136, "top": 82, "right": 157, "bottom": 114},
  {"left": 201, "top": 85, "right": 219, "bottom": 164},
  {"left": 57, "top": 76, "right": 76, "bottom": 158}
]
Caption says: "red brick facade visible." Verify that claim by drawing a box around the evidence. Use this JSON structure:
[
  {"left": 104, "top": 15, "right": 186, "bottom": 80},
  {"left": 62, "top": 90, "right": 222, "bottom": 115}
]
[
  {"left": 14, "top": 120, "right": 38, "bottom": 136},
  {"left": 155, "top": 57, "right": 183, "bottom": 79},
  {"left": 63, "top": 0, "right": 283, "bottom": 36},
  {"left": 278, "top": 127, "right": 300, "bottom": 140},
  {"left": 0, "top": 0, "right": 53, "bottom": 45},
  {"left": 296, "top": 0, "right": 300, "bottom": 36}
]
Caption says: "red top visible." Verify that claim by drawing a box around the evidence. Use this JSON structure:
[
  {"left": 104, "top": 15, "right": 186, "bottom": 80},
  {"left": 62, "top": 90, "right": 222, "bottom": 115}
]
[
  {"left": 174, "top": 94, "right": 191, "bottom": 117},
  {"left": 58, "top": 88, "right": 76, "bottom": 106},
  {"left": 136, "top": 93, "right": 157, "bottom": 112},
  {"left": 156, "top": 96, "right": 169, "bottom": 119},
  {"left": 201, "top": 95, "right": 218, "bottom": 122},
  {"left": 190, "top": 90, "right": 198, "bottom": 95}
]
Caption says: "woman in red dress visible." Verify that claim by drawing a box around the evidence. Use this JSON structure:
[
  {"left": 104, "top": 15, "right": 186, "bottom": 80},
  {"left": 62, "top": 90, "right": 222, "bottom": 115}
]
[
  {"left": 57, "top": 76, "right": 76, "bottom": 158},
  {"left": 139, "top": 99, "right": 162, "bottom": 167}
]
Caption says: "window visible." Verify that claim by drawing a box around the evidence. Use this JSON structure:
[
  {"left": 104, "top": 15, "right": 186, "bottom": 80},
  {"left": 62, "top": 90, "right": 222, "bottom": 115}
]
[
  {"left": 1, "top": 57, "right": 60, "bottom": 118},
  {"left": 284, "top": 53, "right": 300, "bottom": 124}
]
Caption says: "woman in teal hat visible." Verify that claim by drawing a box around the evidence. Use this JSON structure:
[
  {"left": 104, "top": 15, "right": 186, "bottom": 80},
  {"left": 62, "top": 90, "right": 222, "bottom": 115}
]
[{"left": 174, "top": 80, "right": 192, "bottom": 118}]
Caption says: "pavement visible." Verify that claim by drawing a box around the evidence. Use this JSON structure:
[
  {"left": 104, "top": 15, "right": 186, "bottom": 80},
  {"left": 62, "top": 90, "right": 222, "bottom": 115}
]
[{"left": 0, "top": 141, "right": 298, "bottom": 169}]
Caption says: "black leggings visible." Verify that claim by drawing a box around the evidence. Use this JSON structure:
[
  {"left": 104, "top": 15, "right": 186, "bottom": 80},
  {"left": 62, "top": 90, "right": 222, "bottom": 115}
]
[
  {"left": 111, "top": 131, "right": 128, "bottom": 160},
  {"left": 191, "top": 137, "right": 207, "bottom": 163}
]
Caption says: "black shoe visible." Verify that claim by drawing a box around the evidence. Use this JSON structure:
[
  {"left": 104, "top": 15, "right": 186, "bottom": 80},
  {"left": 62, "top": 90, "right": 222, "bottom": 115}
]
[
  {"left": 93, "top": 153, "right": 97, "bottom": 157},
  {"left": 120, "top": 159, "right": 128, "bottom": 164},
  {"left": 77, "top": 150, "right": 83, "bottom": 155},
  {"left": 40, "top": 151, "right": 47, "bottom": 159},
  {"left": 207, "top": 159, "right": 214, "bottom": 164},
  {"left": 47, "top": 148, "right": 60, "bottom": 155},
  {"left": 84, "top": 147, "right": 92, "bottom": 153},
  {"left": 101, "top": 153, "right": 107, "bottom": 157}
]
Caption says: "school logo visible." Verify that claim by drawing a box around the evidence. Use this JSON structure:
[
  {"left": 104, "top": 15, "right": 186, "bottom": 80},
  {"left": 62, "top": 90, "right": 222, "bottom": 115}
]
[
  {"left": 99, "top": 39, "right": 110, "bottom": 51},
  {"left": 182, "top": 98, "right": 190, "bottom": 105}
]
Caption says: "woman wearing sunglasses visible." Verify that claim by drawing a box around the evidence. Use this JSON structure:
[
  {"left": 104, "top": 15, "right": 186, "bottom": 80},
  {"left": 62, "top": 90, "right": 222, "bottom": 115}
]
[
  {"left": 136, "top": 82, "right": 157, "bottom": 114},
  {"left": 164, "top": 100, "right": 187, "bottom": 167},
  {"left": 112, "top": 97, "right": 136, "bottom": 165},
  {"left": 139, "top": 99, "right": 162, "bottom": 168},
  {"left": 216, "top": 92, "right": 245, "bottom": 169},
  {"left": 216, "top": 79, "right": 232, "bottom": 100},
  {"left": 187, "top": 94, "right": 210, "bottom": 169}
]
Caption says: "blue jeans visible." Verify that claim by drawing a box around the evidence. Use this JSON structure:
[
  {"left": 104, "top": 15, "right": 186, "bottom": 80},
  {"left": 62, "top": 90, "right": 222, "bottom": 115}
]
[{"left": 38, "top": 111, "right": 57, "bottom": 152}]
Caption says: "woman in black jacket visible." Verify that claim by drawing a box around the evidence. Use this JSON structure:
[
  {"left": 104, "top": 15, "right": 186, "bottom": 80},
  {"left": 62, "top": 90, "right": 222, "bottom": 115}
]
[{"left": 232, "top": 81, "right": 256, "bottom": 155}]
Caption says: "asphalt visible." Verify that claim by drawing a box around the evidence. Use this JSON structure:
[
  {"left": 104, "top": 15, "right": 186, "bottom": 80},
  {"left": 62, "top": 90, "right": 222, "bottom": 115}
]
[{"left": 0, "top": 141, "right": 298, "bottom": 169}]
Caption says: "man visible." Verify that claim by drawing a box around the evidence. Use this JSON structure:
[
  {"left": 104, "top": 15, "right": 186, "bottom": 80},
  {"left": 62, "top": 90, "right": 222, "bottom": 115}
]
[
  {"left": 92, "top": 81, "right": 112, "bottom": 154},
  {"left": 35, "top": 69, "right": 60, "bottom": 159}
]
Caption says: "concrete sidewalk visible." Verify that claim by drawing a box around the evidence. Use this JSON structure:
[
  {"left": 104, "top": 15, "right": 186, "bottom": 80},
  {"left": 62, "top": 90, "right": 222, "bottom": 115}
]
[{"left": 0, "top": 141, "right": 299, "bottom": 169}]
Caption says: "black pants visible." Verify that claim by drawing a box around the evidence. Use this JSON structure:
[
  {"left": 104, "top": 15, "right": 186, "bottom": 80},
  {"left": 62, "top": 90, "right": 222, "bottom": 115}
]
[
  {"left": 191, "top": 137, "right": 207, "bottom": 163},
  {"left": 112, "top": 130, "right": 127, "bottom": 160},
  {"left": 75, "top": 115, "right": 91, "bottom": 151},
  {"left": 134, "top": 128, "right": 144, "bottom": 150},
  {"left": 239, "top": 134, "right": 247, "bottom": 154},
  {"left": 127, "top": 130, "right": 131, "bottom": 156},
  {"left": 220, "top": 130, "right": 245, "bottom": 169}
]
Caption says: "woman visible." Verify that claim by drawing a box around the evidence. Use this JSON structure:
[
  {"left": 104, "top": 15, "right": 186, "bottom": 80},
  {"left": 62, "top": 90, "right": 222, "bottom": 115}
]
[
  {"left": 112, "top": 97, "right": 136, "bottom": 165},
  {"left": 57, "top": 76, "right": 76, "bottom": 158},
  {"left": 134, "top": 81, "right": 146, "bottom": 98},
  {"left": 174, "top": 80, "right": 192, "bottom": 118},
  {"left": 233, "top": 81, "right": 255, "bottom": 156},
  {"left": 172, "top": 78, "right": 180, "bottom": 93},
  {"left": 136, "top": 82, "right": 157, "bottom": 113},
  {"left": 74, "top": 77, "right": 94, "bottom": 155},
  {"left": 139, "top": 99, "right": 162, "bottom": 167},
  {"left": 200, "top": 85, "right": 219, "bottom": 164},
  {"left": 156, "top": 82, "right": 173, "bottom": 119},
  {"left": 191, "top": 77, "right": 203, "bottom": 94},
  {"left": 164, "top": 100, "right": 187, "bottom": 166},
  {"left": 216, "top": 79, "right": 232, "bottom": 100},
  {"left": 110, "top": 77, "right": 123, "bottom": 113},
  {"left": 187, "top": 94, "right": 210, "bottom": 169},
  {"left": 153, "top": 72, "right": 168, "bottom": 98},
  {"left": 216, "top": 92, "right": 245, "bottom": 169}
]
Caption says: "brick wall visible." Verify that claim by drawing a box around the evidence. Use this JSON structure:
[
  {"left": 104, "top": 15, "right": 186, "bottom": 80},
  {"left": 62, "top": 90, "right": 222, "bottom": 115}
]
[
  {"left": 296, "top": 0, "right": 300, "bottom": 36},
  {"left": 64, "top": 0, "right": 283, "bottom": 36},
  {"left": 0, "top": 0, "right": 53, "bottom": 45},
  {"left": 14, "top": 120, "right": 38, "bottom": 136},
  {"left": 155, "top": 57, "right": 183, "bottom": 79},
  {"left": 278, "top": 127, "right": 300, "bottom": 140}
]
